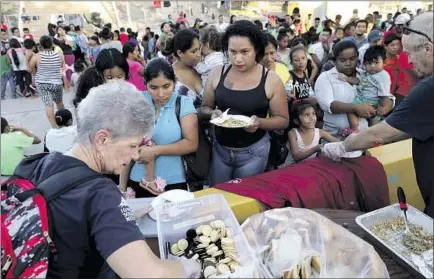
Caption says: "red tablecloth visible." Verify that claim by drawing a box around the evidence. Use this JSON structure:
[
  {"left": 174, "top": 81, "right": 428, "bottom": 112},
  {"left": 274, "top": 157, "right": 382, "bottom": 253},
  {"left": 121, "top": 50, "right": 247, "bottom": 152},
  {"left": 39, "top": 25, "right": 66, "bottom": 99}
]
[{"left": 215, "top": 156, "right": 390, "bottom": 212}]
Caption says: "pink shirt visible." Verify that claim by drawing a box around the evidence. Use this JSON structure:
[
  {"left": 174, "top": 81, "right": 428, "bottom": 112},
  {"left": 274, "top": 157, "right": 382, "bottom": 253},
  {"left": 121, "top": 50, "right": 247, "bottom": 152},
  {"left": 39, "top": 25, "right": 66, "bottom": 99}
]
[{"left": 127, "top": 59, "right": 146, "bottom": 91}]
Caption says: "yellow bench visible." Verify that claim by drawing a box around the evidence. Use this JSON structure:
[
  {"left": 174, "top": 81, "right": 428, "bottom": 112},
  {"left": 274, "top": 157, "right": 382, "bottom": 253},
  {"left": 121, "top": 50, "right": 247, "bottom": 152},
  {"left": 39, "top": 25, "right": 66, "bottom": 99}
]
[{"left": 194, "top": 139, "right": 424, "bottom": 223}]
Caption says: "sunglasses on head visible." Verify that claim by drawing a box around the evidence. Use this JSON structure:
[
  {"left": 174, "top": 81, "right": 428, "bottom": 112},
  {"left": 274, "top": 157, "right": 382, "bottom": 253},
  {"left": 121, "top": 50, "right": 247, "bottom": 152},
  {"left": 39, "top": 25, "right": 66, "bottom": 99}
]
[{"left": 403, "top": 20, "right": 433, "bottom": 43}]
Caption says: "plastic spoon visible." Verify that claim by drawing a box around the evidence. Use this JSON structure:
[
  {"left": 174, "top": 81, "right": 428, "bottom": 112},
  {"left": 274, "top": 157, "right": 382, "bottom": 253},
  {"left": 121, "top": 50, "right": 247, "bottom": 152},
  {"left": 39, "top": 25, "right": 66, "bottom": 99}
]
[
  {"left": 397, "top": 187, "right": 410, "bottom": 234},
  {"left": 210, "top": 108, "right": 230, "bottom": 125}
]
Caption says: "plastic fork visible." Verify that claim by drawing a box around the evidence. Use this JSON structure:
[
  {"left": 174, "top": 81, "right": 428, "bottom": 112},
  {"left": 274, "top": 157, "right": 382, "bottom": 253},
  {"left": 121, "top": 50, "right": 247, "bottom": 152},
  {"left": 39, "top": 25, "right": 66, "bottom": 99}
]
[{"left": 397, "top": 187, "right": 410, "bottom": 234}]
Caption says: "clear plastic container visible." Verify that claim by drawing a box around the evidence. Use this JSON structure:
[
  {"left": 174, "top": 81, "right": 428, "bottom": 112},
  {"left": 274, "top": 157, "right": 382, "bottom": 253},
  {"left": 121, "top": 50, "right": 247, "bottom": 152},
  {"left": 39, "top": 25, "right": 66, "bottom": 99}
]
[{"left": 156, "top": 194, "right": 270, "bottom": 278}]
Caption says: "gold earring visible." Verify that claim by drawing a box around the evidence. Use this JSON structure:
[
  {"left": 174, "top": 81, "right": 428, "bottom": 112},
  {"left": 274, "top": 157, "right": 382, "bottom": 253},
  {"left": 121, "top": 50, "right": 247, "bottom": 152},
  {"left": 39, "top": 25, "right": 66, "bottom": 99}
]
[{"left": 96, "top": 151, "right": 105, "bottom": 160}]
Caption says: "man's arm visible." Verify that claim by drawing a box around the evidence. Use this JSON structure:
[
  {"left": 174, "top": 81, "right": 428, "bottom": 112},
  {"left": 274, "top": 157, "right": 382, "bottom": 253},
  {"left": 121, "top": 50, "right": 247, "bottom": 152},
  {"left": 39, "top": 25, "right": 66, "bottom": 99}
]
[{"left": 343, "top": 120, "right": 409, "bottom": 152}]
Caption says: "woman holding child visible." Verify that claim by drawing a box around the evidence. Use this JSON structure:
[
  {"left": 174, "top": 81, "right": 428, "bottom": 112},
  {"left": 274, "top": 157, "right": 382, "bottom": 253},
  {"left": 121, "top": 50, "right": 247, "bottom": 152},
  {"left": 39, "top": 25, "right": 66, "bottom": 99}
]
[{"left": 315, "top": 40, "right": 394, "bottom": 139}]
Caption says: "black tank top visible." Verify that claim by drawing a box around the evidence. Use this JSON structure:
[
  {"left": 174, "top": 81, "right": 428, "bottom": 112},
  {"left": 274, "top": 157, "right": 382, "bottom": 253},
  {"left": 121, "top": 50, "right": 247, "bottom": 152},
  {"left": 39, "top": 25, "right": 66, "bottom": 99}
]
[
  {"left": 289, "top": 71, "right": 313, "bottom": 99},
  {"left": 214, "top": 65, "right": 269, "bottom": 148}
]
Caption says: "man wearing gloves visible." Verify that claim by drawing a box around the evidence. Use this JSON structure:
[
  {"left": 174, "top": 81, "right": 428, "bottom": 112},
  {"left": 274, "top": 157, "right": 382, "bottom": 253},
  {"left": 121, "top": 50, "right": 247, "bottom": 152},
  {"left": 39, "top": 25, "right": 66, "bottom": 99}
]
[{"left": 322, "top": 13, "right": 433, "bottom": 218}]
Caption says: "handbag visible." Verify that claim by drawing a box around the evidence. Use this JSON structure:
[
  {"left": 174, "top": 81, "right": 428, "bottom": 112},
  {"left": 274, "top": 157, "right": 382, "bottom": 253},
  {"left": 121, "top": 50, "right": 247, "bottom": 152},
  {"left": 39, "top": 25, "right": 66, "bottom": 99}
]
[{"left": 175, "top": 95, "right": 211, "bottom": 191}]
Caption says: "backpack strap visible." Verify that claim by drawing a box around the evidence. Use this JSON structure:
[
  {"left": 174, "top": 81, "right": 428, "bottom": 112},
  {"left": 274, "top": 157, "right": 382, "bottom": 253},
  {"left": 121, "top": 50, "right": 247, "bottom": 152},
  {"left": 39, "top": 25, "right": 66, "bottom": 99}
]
[
  {"left": 37, "top": 166, "right": 101, "bottom": 202},
  {"left": 12, "top": 154, "right": 101, "bottom": 203},
  {"left": 175, "top": 94, "right": 182, "bottom": 125}
]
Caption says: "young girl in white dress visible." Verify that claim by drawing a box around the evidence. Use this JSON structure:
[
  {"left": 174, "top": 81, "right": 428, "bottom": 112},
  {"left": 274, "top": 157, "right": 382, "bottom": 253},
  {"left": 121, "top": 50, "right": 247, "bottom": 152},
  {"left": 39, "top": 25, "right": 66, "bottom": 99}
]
[{"left": 284, "top": 100, "right": 338, "bottom": 166}]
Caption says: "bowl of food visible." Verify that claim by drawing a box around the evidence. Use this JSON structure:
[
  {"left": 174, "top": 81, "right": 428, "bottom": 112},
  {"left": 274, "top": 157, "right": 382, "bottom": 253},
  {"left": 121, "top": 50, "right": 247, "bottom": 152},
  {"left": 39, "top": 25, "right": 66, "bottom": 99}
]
[{"left": 210, "top": 115, "right": 253, "bottom": 128}]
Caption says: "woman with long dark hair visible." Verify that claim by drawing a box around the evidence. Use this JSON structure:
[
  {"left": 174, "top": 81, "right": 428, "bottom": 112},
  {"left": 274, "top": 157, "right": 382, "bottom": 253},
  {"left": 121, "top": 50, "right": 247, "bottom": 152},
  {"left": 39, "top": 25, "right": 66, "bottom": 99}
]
[{"left": 7, "top": 38, "right": 31, "bottom": 97}]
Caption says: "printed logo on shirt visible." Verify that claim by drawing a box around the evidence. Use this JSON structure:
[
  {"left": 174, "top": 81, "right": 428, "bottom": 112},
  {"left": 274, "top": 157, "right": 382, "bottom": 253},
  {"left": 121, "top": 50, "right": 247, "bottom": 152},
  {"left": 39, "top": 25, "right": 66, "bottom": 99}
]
[
  {"left": 294, "top": 79, "right": 313, "bottom": 99},
  {"left": 119, "top": 197, "right": 136, "bottom": 222}
]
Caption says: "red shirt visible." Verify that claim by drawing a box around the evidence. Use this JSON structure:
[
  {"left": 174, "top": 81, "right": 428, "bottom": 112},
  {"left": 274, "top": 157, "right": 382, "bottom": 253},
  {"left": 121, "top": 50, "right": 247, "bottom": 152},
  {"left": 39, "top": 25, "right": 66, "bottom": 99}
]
[
  {"left": 119, "top": 33, "right": 129, "bottom": 45},
  {"left": 384, "top": 53, "right": 418, "bottom": 97},
  {"left": 23, "top": 34, "right": 34, "bottom": 41}
]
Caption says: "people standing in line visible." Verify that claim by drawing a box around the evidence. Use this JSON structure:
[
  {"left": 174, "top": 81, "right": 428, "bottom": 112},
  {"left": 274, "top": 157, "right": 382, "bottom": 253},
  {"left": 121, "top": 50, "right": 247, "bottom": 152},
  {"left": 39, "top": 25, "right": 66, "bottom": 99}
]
[
  {"left": 29, "top": 35, "right": 65, "bottom": 128},
  {"left": 200, "top": 20, "right": 289, "bottom": 186}
]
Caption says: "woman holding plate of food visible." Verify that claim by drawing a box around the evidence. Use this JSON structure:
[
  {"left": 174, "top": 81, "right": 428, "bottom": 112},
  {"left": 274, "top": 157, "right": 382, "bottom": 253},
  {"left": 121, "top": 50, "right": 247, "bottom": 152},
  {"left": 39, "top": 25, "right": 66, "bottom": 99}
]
[{"left": 199, "top": 20, "right": 289, "bottom": 186}]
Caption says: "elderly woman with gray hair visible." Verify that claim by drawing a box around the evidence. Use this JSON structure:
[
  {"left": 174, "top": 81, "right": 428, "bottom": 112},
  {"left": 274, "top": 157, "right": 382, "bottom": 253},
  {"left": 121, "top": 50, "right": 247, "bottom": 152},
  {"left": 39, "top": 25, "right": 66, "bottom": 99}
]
[{"left": 10, "top": 81, "right": 200, "bottom": 278}]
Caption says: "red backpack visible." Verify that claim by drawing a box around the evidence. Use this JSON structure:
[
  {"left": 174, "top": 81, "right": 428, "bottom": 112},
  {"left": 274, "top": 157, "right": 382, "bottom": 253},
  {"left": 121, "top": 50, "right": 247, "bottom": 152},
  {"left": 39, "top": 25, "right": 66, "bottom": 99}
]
[{"left": 1, "top": 153, "right": 100, "bottom": 278}]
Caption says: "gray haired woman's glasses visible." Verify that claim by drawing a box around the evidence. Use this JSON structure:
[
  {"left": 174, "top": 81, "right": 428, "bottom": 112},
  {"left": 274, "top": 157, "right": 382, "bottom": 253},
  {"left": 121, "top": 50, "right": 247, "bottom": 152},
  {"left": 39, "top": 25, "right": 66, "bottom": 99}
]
[{"left": 403, "top": 20, "right": 433, "bottom": 44}]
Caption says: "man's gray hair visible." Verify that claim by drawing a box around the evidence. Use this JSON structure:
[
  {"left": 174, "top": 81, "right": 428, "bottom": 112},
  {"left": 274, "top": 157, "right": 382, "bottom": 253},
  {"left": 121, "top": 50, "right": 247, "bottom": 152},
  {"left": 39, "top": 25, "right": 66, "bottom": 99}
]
[
  {"left": 76, "top": 80, "right": 154, "bottom": 144},
  {"left": 408, "top": 12, "right": 433, "bottom": 47}
]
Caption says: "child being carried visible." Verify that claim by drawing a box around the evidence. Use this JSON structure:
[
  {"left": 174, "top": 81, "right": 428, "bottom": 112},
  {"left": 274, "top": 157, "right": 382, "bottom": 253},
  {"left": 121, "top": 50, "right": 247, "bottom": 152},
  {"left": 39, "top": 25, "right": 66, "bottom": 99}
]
[{"left": 340, "top": 45, "right": 392, "bottom": 133}]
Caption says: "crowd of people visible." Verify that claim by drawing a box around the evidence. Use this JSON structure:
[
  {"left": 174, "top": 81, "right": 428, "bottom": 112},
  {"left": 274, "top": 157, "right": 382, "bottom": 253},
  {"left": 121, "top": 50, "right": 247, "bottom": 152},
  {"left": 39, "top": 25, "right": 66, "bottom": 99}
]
[{"left": 1, "top": 5, "right": 433, "bottom": 278}]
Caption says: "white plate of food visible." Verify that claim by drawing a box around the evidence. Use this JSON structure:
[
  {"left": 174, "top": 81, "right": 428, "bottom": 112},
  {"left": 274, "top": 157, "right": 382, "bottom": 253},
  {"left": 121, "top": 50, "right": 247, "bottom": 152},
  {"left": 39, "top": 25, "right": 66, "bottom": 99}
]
[{"left": 210, "top": 115, "right": 253, "bottom": 128}]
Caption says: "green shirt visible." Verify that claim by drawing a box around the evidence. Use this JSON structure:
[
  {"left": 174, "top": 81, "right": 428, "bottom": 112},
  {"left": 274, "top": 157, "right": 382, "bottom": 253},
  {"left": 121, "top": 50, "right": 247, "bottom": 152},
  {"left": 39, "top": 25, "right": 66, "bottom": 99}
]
[
  {"left": 1, "top": 55, "right": 12, "bottom": 75},
  {"left": 1, "top": 132, "right": 33, "bottom": 175}
]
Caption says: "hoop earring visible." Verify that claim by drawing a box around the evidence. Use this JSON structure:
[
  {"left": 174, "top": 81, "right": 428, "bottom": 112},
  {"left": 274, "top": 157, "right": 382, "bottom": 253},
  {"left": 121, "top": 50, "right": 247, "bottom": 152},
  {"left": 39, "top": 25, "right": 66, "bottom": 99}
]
[{"left": 96, "top": 151, "right": 105, "bottom": 160}]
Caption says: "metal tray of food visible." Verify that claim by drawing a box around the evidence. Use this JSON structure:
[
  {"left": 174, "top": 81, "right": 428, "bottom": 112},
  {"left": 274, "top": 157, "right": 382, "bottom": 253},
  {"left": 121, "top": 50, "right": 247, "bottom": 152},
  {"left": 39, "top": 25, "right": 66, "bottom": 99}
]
[{"left": 356, "top": 204, "right": 433, "bottom": 279}]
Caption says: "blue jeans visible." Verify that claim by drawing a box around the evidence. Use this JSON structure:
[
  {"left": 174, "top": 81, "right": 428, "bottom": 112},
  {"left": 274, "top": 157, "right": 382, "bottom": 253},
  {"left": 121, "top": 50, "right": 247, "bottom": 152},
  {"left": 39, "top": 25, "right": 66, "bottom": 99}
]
[
  {"left": 1, "top": 72, "right": 17, "bottom": 99},
  {"left": 210, "top": 134, "right": 270, "bottom": 186}
]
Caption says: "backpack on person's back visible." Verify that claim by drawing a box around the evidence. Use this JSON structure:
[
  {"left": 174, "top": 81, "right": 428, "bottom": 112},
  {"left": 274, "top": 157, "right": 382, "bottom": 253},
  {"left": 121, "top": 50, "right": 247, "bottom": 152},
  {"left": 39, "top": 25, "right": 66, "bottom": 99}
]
[{"left": 1, "top": 153, "right": 100, "bottom": 278}]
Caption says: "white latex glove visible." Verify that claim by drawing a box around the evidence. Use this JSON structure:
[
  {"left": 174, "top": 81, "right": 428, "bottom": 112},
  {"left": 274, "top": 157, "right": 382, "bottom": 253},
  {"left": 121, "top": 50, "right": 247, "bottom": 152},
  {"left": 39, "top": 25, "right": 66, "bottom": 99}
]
[
  {"left": 322, "top": 142, "right": 347, "bottom": 162},
  {"left": 180, "top": 257, "right": 202, "bottom": 278}
]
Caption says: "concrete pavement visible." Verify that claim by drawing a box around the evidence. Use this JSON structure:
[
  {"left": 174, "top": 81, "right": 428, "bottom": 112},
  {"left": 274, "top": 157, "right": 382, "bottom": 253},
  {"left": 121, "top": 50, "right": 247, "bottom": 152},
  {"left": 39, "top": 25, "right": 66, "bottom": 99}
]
[{"left": 1, "top": 91, "right": 75, "bottom": 155}]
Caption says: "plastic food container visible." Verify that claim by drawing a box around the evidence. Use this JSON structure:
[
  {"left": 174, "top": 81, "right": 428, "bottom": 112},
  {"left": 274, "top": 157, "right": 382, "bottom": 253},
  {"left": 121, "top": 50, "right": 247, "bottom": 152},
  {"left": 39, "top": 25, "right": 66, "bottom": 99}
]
[{"left": 156, "top": 194, "right": 270, "bottom": 277}]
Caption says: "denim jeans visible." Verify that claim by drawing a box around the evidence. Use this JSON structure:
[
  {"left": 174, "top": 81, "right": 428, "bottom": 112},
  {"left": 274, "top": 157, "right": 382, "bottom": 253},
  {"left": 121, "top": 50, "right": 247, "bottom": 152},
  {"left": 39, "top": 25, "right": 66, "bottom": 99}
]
[
  {"left": 210, "top": 134, "right": 270, "bottom": 186},
  {"left": 1, "top": 71, "right": 17, "bottom": 99}
]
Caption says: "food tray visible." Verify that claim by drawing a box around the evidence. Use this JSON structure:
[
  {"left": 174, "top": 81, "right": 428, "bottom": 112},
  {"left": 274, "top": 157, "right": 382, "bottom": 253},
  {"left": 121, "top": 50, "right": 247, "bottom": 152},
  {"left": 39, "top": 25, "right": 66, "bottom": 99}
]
[
  {"left": 155, "top": 194, "right": 271, "bottom": 278},
  {"left": 356, "top": 203, "right": 433, "bottom": 279}
]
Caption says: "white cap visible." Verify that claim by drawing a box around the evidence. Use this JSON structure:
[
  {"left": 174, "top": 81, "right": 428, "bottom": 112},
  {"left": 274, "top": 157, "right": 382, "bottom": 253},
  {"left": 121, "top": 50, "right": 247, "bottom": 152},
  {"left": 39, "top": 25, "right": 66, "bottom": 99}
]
[{"left": 395, "top": 13, "right": 411, "bottom": 25}]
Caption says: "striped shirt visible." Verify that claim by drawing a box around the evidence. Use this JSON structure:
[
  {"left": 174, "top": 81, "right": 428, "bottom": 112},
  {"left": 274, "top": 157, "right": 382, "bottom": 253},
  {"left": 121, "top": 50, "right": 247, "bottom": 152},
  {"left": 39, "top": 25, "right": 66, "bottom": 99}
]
[{"left": 35, "top": 51, "right": 63, "bottom": 85}]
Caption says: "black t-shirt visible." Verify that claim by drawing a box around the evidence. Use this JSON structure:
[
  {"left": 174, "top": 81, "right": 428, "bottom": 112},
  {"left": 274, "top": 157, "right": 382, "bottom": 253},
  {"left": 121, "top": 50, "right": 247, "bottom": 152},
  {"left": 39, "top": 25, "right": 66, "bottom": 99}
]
[
  {"left": 31, "top": 153, "right": 144, "bottom": 278},
  {"left": 386, "top": 75, "right": 434, "bottom": 217}
]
